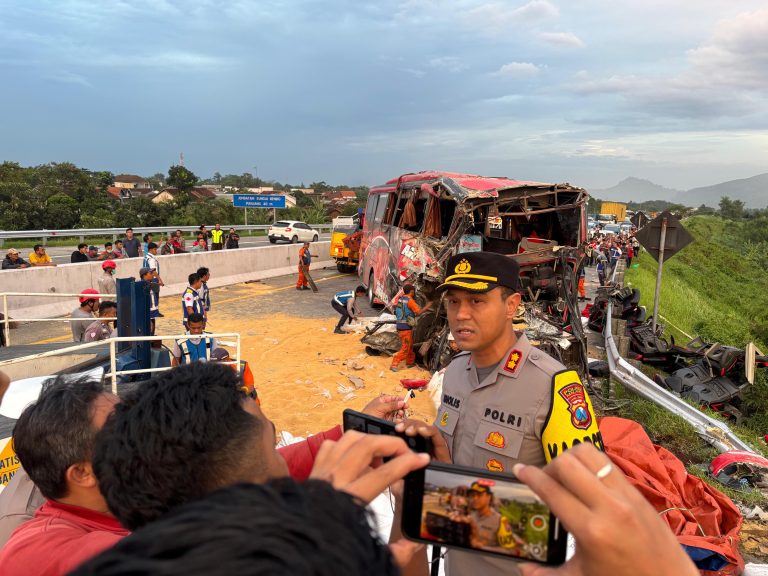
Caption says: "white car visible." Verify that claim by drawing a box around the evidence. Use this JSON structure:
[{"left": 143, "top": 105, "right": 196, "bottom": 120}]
[{"left": 268, "top": 220, "right": 319, "bottom": 244}]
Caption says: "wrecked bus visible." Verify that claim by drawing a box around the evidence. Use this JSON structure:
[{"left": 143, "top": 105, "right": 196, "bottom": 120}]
[{"left": 358, "top": 171, "right": 589, "bottom": 373}]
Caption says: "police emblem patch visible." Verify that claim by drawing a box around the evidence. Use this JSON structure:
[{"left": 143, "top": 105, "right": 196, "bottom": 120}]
[
  {"left": 503, "top": 349, "right": 523, "bottom": 374},
  {"left": 558, "top": 382, "right": 592, "bottom": 430},
  {"left": 486, "top": 459, "right": 504, "bottom": 472},
  {"left": 485, "top": 431, "right": 506, "bottom": 449},
  {"left": 440, "top": 411, "right": 449, "bottom": 427},
  {"left": 454, "top": 258, "right": 471, "bottom": 274}
]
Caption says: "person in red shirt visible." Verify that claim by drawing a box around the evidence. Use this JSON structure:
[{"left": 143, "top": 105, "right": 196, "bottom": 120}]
[
  {"left": 91, "top": 362, "right": 408, "bottom": 531},
  {"left": 0, "top": 375, "right": 128, "bottom": 576},
  {"left": 390, "top": 284, "right": 432, "bottom": 371}
]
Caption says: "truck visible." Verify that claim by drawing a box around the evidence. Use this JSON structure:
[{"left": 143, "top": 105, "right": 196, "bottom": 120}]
[
  {"left": 599, "top": 201, "right": 627, "bottom": 223},
  {"left": 330, "top": 214, "right": 361, "bottom": 273}
]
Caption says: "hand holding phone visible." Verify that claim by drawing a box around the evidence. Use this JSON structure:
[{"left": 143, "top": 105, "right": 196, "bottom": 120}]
[
  {"left": 401, "top": 462, "right": 568, "bottom": 566},
  {"left": 343, "top": 409, "right": 432, "bottom": 455},
  {"left": 309, "top": 430, "right": 430, "bottom": 503}
]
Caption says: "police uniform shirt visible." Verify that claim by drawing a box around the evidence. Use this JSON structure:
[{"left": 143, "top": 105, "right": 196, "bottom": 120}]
[
  {"left": 435, "top": 334, "right": 602, "bottom": 576},
  {"left": 470, "top": 509, "right": 501, "bottom": 548},
  {"left": 83, "top": 320, "right": 114, "bottom": 343},
  {"left": 435, "top": 333, "right": 560, "bottom": 474}
]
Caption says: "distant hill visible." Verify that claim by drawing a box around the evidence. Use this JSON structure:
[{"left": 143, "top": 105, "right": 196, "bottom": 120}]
[
  {"left": 591, "top": 177, "right": 681, "bottom": 203},
  {"left": 676, "top": 172, "right": 768, "bottom": 209}
]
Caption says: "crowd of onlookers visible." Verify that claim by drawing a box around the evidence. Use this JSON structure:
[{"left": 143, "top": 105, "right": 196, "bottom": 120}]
[
  {"left": 0, "top": 225, "right": 241, "bottom": 270},
  {"left": 582, "top": 224, "right": 641, "bottom": 287}
]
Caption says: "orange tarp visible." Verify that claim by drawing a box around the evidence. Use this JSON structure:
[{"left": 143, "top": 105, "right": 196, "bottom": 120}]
[{"left": 600, "top": 417, "right": 744, "bottom": 576}]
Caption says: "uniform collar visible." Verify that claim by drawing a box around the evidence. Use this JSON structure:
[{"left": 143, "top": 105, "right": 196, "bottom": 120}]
[{"left": 464, "top": 333, "right": 532, "bottom": 387}]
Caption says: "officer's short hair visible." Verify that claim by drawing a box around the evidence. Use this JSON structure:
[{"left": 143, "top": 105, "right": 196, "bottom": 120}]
[
  {"left": 98, "top": 300, "right": 117, "bottom": 316},
  {"left": 197, "top": 267, "right": 209, "bottom": 277},
  {"left": 92, "top": 363, "right": 267, "bottom": 531},
  {"left": 188, "top": 272, "right": 201, "bottom": 286},
  {"left": 187, "top": 312, "right": 204, "bottom": 324},
  {"left": 72, "top": 480, "right": 399, "bottom": 576}
]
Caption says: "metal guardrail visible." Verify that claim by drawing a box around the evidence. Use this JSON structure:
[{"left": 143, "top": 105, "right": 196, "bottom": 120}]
[
  {"left": 2, "top": 292, "right": 118, "bottom": 346},
  {"left": 0, "top": 333, "right": 241, "bottom": 394},
  {"left": 0, "top": 224, "right": 332, "bottom": 245},
  {"left": 603, "top": 262, "right": 755, "bottom": 454}
]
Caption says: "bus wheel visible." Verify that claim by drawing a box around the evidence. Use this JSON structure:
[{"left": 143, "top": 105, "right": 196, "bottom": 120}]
[{"left": 367, "top": 271, "right": 375, "bottom": 305}]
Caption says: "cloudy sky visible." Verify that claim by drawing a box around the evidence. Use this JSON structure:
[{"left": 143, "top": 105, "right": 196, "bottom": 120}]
[{"left": 1, "top": 0, "right": 767, "bottom": 190}]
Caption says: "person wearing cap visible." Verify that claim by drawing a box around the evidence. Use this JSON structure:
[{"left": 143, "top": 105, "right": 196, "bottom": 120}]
[
  {"left": 296, "top": 242, "right": 313, "bottom": 290},
  {"left": 390, "top": 284, "right": 432, "bottom": 371},
  {"left": 432, "top": 251, "right": 601, "bottom": 575},
  {"left": 71, "top": 243, "right": 90, "bottom": 264},
  {"left": 142, "top": 242, "right": 164, "bottom": 312},
  {"left": 83, "top": 301, "right": 118, "bottom": 343},
  {"left": 2, "top": 249, "right": 29, "bottom": 270},
  {"left": 28, "top": 245, "right": 56, "bottom": 267},
  {"left": 71, "top": 289, "right": 100, "bottom": 342},
  {"left": 210, "top": 347, "right": 256, "bottom": 398},
  {"left": 98, "top": 261, "right": 117, "bottom": 295},
  {"left": 85, "top": 245, "right": 99, "bottom": 261},
  {"left": 139, "top": 268, "right": 160, "bottom": 335}
]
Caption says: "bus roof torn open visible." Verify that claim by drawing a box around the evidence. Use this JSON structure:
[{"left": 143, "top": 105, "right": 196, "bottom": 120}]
[{"left": 358, "top": 171, "right": 590, "bottom": 375}]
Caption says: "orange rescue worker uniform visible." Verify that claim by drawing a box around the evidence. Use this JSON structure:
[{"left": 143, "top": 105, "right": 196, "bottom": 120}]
[
  {"left": 297, "top": 243, "right": 312, "bottom": 290},
  {"left": 390, "top": 291, "right": 430, "bottom": 371}
]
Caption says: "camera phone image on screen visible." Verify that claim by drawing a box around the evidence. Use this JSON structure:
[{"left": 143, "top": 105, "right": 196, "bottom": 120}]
[{"left": 418, "top": 468, "right": 552, "bottom": 562}]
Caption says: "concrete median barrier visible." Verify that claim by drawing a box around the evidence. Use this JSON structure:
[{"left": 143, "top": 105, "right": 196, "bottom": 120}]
[{"left": 0, "top": 242, "right": 335, "bottom": 319}]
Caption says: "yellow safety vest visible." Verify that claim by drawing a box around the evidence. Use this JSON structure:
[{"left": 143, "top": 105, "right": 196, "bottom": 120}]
[{"left": 211, "top": 230, "right": 223, "bottom": 243}]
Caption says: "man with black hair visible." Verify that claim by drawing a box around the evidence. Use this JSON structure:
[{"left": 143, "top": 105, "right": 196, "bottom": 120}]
[
  {"left": 122, "top": 228, "right": 141, "bottom": 258},
  {"left": 72, "top": 480, "right": 401, "bottom": 576},
  {"left": 71, "top": 243, "right": 89, "bottom": 264},
  {"left": 171, "top": 313, "right": 217, "bottom": 366},
  {"left": 182, "top": 272, "right": 205, "bottom": 328},
  {"left": 139, "top": 267, "right": 160, "bottom": 336},
  {"left": 197, "top": 267, "right": 211, "bottom": 312},
  {"left": 83, "top": 301, "right": 117, "bottom": 343},
  {"left": 91, "top": 362, "right": 415, "bottom": 532},
  {"left": 28, "top": 245, "right": 55, "bottom": 267},
  {"left": 332, "top": 285, "right": 366, "bottom": 334},
  {"left": 0, "top": 376, "right": 127, "bottom": 575}
]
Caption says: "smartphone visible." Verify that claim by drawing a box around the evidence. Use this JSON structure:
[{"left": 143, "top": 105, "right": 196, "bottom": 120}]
[
  {"left": 402, "top": 462, "right": 567, "bottom": 565},
  {"left": 342, "top": 409, "right": 432, "bottom": 454}
]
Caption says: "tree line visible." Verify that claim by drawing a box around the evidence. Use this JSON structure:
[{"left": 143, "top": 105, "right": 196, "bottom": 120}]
[{"left": 0, "top": 162, "right": 369, "bottom": 230}]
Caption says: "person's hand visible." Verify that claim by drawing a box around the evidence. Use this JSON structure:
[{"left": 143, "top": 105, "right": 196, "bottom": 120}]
[
  {"left": 395, "top": 420, "right": 451, "bottom": 463},
  {"left": 362, "top": 394, "right": 408, "bottom": 421},
  {"left": 0, "top": 370, "right": 10, "bottom": 406},
  {"left": 309, "top": 430, "right": 429, "bottom": 503},
  {"left": 159, "top": 279, "right": 165, "bottom": 287},
  {"left": 513, "top": 443, "right": 698, "bottom": 576},
  {"left": 20, "top": 264, "right": 28, "bottom": 269}
]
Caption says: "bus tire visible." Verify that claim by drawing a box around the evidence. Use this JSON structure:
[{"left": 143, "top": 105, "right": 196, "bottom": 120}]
[{"left": 367, "top": 271, "right": 375, "bottom": 305}]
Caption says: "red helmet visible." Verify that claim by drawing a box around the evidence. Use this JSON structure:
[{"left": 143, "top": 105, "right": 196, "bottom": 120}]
[
  {"left": 102, "top": 260, "right": 116, "bottom": 270},
  {"left": 79, "top": 288, "right": 100, "bottom": 304}
]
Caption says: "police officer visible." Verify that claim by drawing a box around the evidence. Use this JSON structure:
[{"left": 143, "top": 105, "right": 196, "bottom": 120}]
[{"left": 432, "top": 251, "right": 602, "bottom": 575}]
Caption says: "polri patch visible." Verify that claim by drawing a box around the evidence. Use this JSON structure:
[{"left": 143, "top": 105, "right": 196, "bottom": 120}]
[
  {"left": 558, "top": 382, "right": 592, "bottom": 430},
  {"left": 485, "top": 431, "right": 506, "bottom": 449}
]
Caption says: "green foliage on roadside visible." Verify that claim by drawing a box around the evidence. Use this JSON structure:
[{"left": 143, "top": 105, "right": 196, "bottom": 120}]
[{"left": 624, "top": 215, "right": 768, "bottom": 437}]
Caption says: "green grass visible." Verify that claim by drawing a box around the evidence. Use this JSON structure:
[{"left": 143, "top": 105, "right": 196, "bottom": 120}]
[
  {"left": 623, "top": 215, "right": 768, "bottom": 437},
  {"left": 613, "top": 215, "right": 768, "bottom": 506}
]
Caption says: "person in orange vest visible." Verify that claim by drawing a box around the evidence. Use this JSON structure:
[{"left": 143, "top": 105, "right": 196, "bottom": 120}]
[
  {"left": 210, "top": 348, "right": 257, "bottom": 403},
  {"left": 296, "top": 242, "right": 313, "bottom": 290},
  {"left": 390, "top": 284, "right": 432, "bottom": 371}
]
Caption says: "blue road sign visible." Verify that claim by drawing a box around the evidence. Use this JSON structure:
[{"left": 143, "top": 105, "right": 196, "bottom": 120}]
[{"left": 232, "top": 194, "right": 287, "bottom": 209}]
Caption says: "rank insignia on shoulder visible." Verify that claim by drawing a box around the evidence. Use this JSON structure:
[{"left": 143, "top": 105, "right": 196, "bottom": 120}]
[
  {"left": 486, "top": 458, "right": 504, "bottom": 472},
  {"left": 440, "top": 411, "right": 449, "bottom": 427},
  {"left": 503, "top": 349, "right": 523, "bottom": 374}
]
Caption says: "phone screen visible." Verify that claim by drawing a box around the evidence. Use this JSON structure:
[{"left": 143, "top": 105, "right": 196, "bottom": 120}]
[{"left": 403, "top": 463, "right": 566, "bottom": 565}]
